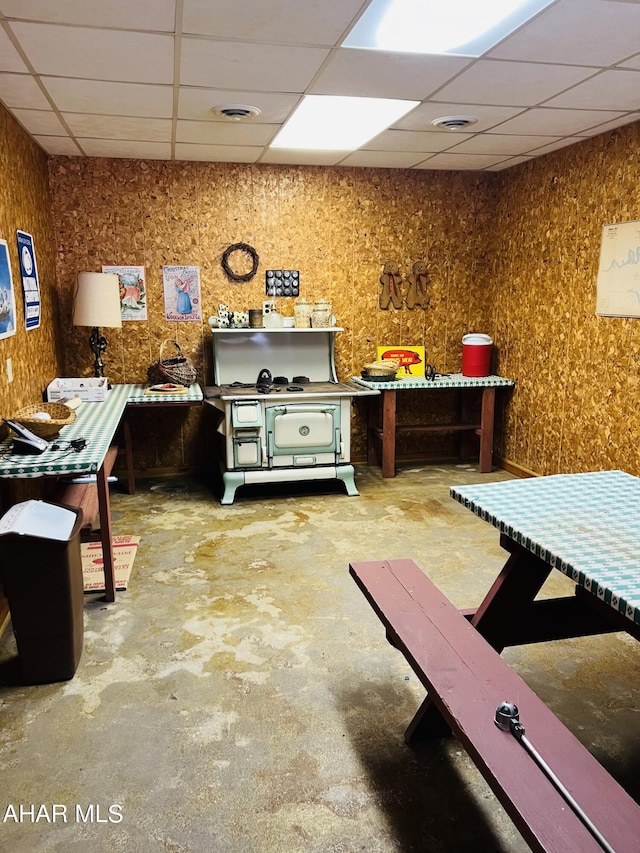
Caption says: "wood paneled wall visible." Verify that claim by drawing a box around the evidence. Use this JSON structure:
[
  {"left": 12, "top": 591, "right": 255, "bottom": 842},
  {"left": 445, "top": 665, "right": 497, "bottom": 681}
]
[
  {"left": 0, "top": 107, "right": 61, "bottom": 419},
  {"left": 3, "top": 95, "right": 639, "bottom": 479},
  {"left": 0, "top": 106, "right": 61, "bottom": 623},
  {"left": 492, "top": 121, "right": 640, "bottom": 476},
  {"left": 48, "top": 160, "right": 497, "bottom": 468}
]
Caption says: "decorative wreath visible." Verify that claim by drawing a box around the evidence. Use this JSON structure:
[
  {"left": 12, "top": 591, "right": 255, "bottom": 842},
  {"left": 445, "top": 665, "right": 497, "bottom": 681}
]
[{"left": 221, "top": 242, "right": 259, "bottom": 282}]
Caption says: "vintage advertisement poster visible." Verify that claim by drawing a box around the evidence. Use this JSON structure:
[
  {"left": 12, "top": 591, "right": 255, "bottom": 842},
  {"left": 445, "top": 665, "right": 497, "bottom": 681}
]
[
  {"left": 596, "top": 220, "right": 640, "bottom": 317},
  {"left": 162, "top": 265, "right": 202, "bottom": 322},
  {"left": 102, "top": 265, "right": 147, "bottom": 321},
  {"left": 0, "top": 239, "right": 17, "bottom": 340},
  {"left": 377, "top": 345, "right": 425, "bottom": 377},
  {"left": 16, "top": 230, "right": 41, "bottom": 330}
]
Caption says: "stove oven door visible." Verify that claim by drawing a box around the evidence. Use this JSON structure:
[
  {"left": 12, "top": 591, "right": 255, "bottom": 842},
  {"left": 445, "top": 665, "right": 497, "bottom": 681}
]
[
  {"left": 232, "top": 433, "right": 263, "bottom": 468},
  {"left": 265, "top": 404, "right": 340, "bottom": 464},
  {"left": 231, "top": 400, "right": 263, "bottom": 428}
]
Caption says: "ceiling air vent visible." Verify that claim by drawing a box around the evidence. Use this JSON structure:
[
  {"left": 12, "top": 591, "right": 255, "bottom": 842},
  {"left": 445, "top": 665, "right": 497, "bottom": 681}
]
[
  {"left": 431, "top": 116, "right": 478, "bottom": 130},
  {"left": 211, "top": 105, "right": 261, "bottom": 121}
]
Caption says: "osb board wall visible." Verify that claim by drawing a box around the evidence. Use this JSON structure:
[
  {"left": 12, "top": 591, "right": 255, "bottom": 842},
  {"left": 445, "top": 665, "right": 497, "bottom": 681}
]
[
  {"left": 491, "top": 120, "right": 640, "bottom": 477},
  {"left": 0, "top": 105, "right": 62, "bottom": 422},
  {"left": 48, "top": 159, "right": 498, "bottom": 469},
  {"left": 0, "top": 106, "right": 61, "bottom": 618}
]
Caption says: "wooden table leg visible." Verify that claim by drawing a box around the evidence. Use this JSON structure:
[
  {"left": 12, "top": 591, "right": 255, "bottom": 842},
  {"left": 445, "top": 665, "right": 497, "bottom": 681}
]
[
  {"left": 366, "top": 396, "right": 380, "bottom": 467},
  {"left": 470, "top": 542, "right": 552, "bottom": 652},
  {"left": 381, "top": 390, "right": 397, "bottom": 478},
  {"left": 122, "top": 414, "right": 135, "bottom": 495},
  {"left": 95, "top": 463, "right": 116, "bottom": 603},
  {"left": 478, "top": 386, "right": 496, "bottom": 473},
  {"left": 406, "top": 541, "right": 552, "bottom": 742}
]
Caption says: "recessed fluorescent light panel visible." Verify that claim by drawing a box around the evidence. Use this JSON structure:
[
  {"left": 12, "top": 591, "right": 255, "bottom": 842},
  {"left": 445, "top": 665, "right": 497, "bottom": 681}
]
[
  {"left": 344, "top": 0, "right": 556, "bottom": 57},
  {"left": 270, "top": 95, "right": 419, "bottom": 150}
]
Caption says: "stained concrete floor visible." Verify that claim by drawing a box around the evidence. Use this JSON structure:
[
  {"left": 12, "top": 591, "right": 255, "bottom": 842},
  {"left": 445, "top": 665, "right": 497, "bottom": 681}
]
[{"left": 0, "top": 463, "right": 638, "bottom": 852}]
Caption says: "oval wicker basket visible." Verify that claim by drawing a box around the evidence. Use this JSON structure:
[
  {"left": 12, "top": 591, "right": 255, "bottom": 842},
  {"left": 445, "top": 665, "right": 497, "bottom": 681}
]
[
  {"left": 363, "top": 359, "right": 399, "bottom": 376},
  {"left": 12, "top": 403, "right": 76, "bottom": 439}
]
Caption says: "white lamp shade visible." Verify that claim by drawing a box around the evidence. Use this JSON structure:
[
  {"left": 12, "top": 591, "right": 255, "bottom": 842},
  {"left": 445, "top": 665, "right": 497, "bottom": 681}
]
[{"left": 72, "top": 272, "right": 122, "bottom": 328}]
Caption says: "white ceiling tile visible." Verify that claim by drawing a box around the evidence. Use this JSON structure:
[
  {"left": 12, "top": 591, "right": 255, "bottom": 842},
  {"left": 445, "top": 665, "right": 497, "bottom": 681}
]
[
  {"left": 180, "top": 37, "right": 328, "bottom": 92},
  {"left": 414, "top": 152, "right": 511, "bottom": 170},
  {"left": 364, "top": 129, "right": 460, "bottom": 153},
  {"left": 487, "top": 107, "right": 626, "bottom": 136},
  {"left": 33, "top": 134, "right": 83, "bottom": 155},
  {"left": 619, "top": 53, "right": 640, "bottom": 71},
  {"left": 0, "top": 27, "right": 28, "bottom": 72},
  {"left": 182, "top": 0, "right": 363, "bottom": 45},
  {"left": 65, "top": 114, "right": 172, "bottom": 142},
  {"left": 0, "top": 72, "right": 50, "bottom": 108},
  {"left": 78, "top": 139, "right": 172, "bottom": 159},
  {"left": 435, "top": 60, "right": 597, "bottom": 107},
  {"left": 174, "top": 143, "right": 261, "bottom": 163},
  {"left": 1, "top": 2, "right": 637, "bottom": 170},
  {"left": 260, "top": 147, "right": 346, "bottom": 165},
  {"left": 9, "top": 23, "right": 174, "bottom": 83},
  {"left": 11, "top": 108, "right": 66, "bottom": 135},
  {"left": 41, "top": 78, "right": 173, "bottom": 118},
  {"left": 524, "top": 136, "right": 593, "bottom": 156},
  {"left": 486, "top": 156, "right": 531, "bottom": 171},
  {"left": 176, "top": 120, "right": 277, "bottom": 145},
  {"left": 393, "top": 102, "right": 526, "bottom": 132},
  {"left": 309, "top": 49, "right": 471, "bottom": 100},
  {"left": 577, "top": 113, "right": 640, "bottom": 136},
  {"left": 449, "top": 133, "right": 561, "bottom": 156},
  {"left": 544, "top": 69, "right": 640, "bottom": 111},
  {"left": 339, "top": 150, "right": 426, "bottom": 168},
  {"left": 178, "top": 88, "right": 300, "bottom": 122},
  {"left": 0, "top": 0, "right": 176, "bottom": 31},
  {"left": 489, "top": 0, "right": 640, "bottom": 67}
]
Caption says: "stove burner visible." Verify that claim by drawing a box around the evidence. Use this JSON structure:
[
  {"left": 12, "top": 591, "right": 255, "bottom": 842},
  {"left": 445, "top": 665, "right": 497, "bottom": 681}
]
[
  {"left": 292, "top": 375, "right": 309, "bottom": 384},
  {"left": 273, "top": 376, "right": 288, "bottom": 385}
]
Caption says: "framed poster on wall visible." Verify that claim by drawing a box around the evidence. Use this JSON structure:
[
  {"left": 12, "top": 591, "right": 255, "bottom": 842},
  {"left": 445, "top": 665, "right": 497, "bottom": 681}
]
[
  {"left": 596, "top": 220, "right": 640, "bottom": 317},
  {"left": 16, "top": 230, "right": 41, "bottom": 330},
  {"left": 0, "top": 239, "right": 17, "bottom": 340}
]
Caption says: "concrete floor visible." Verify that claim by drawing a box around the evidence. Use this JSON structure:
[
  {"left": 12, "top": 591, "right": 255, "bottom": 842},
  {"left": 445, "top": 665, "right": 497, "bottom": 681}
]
[{"left": 0, "top": 463, "right": 638, "bottom": 852}]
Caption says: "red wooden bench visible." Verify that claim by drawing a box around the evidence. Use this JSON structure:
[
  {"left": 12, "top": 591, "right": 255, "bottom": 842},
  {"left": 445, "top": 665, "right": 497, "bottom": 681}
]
[{"left": 349, "top": 558, "right": 640, "bottom": 853}]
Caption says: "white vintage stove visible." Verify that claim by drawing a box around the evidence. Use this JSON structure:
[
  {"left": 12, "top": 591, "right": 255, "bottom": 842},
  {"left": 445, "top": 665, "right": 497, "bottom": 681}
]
[{"left": 205, "top": 326, "right": 376, "bottom": 504}]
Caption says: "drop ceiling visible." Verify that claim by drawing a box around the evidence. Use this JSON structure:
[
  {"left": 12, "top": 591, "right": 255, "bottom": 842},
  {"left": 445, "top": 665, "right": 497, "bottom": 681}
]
[{"left": 0, "top": 0, "right": 638, "bottom": 171}]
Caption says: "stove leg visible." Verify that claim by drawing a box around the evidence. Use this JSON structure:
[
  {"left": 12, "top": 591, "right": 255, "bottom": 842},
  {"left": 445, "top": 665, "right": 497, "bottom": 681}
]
[
  {"left": 337, "top": 465, "right": 359, "bottom": 496},
  {"left": 221, "top": 471, "right": 244, "bottom": 505}
]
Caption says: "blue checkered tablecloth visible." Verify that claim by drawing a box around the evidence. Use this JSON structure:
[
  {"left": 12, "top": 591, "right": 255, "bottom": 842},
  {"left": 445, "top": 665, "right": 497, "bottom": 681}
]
[
  {"left": 0, "top": 383, "right": 203, "bottom": 478},
  {"left": 351, "top": 373, "right": 514, "bottom": 391},
  {"left": 451, "top": 470, "right": 640, "bottom": 627}
]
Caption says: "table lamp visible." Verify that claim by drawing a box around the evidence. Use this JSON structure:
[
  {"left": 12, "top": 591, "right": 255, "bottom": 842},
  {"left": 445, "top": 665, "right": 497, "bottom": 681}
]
[{"left": 72, "top": 272, "right": 122, "bottom": 378}]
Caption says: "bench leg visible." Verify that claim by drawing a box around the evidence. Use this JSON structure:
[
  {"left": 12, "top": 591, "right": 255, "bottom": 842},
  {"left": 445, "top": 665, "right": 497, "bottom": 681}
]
[{"left": 405, "top": 697, "right": 452, "bottom": 743}]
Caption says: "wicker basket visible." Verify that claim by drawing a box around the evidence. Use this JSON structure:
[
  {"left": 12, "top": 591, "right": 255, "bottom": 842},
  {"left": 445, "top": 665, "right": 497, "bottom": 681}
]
[
  {"left": 12, "top": 403, "right": 76, "bottom": 439},
  {"left": 363, "top": 360, "right": 399, "bottom": 376}
]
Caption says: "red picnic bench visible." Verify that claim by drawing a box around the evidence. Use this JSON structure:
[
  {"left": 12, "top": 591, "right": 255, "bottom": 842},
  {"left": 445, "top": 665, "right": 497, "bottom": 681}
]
[{"left": 349, "top": 558, "right": 640, "bottom": 853}]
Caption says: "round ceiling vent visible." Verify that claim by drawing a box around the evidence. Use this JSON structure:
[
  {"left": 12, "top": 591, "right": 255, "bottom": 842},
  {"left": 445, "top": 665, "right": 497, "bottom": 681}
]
[
  {"left": 211, "top": 104, "right": 261, "bottom": 121},
  {"left": 431, "top": 116, "right": 478, "bottom": 131}
]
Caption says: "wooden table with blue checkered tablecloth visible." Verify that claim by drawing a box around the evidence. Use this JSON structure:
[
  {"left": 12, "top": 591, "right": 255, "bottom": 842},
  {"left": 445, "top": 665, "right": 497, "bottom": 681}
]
[
  {"left": 351, "top": 373, "right": 514, "bottom": 477},
  {"left": 450, "top": 470, "right": 640, "bottom": 649},
  {"left": 0, "top": 383, "right": 203, "bottom": 602}
]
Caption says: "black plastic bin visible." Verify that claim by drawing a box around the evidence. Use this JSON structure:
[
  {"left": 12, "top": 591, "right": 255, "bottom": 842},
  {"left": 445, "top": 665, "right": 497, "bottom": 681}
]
[{"left": 0, "top": 500, "right": 84, "bottom": 684}]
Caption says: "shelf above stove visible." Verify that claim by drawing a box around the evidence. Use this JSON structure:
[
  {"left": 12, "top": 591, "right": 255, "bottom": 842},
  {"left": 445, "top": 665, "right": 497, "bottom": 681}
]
[{"left": 210, "top": 327, "right": 344, "bottom": 333}]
